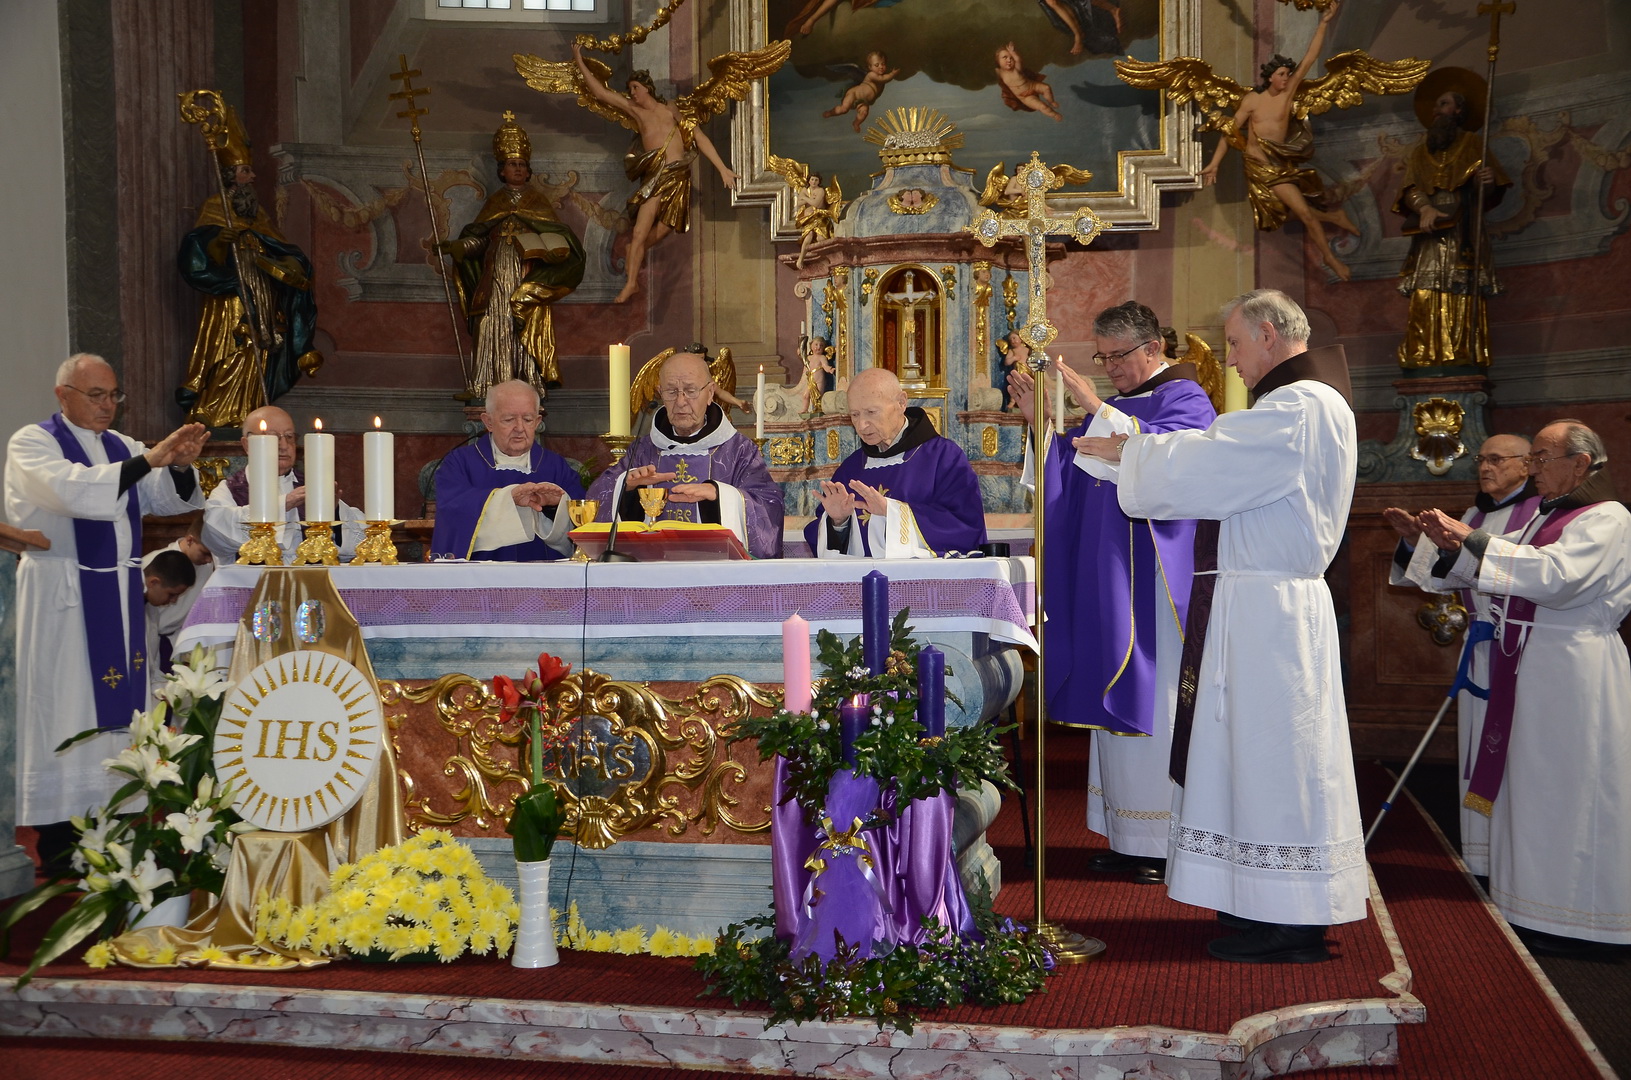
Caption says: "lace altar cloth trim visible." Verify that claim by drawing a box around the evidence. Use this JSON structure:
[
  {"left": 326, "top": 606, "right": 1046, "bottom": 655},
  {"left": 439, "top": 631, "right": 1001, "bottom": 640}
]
[{"left": 178, "top": 560, "right": 1038, "bottom": 649}]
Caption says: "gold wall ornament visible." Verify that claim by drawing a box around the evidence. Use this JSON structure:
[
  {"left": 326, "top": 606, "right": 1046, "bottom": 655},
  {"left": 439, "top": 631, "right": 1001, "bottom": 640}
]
[
  {"left": 886, "top": 190, "right": 938, "bottom": 215},
  {"left": 827, "top": 428, "right": 841, "bottom": 461},
  {"left": 972, "top": 261, "right": 993, "bottom": 377},
  {"left": 1002, "top": 273, "right": 1019, "bottom": 328},
  {"left": 768, "top": 432, "right": 815, "bottom": 466},
  {"left": 860, "top": 268, "right": 880, "bottom": 307},
  {"left": 829, "top": 265, "right": 851, "bottom": 383},
  {"left": 383, "top": 671, "right": 777, "bottom": 845},
  {"left": 194, "top": 456, "right": 232, "bottom": 497},
  {"left": 1409, "top": 397, "right": 1467, "bottom": 477},
  {"left": 1417, "top": 594, "right": 1470, "bottom": 647},
  {"left": 573, "top": 0, "right": 690, "bottom": 54},
  {"left": 939, "top": 265, "right": 958, "bottom": 303},
  {"left": 982, "top": 426, "right": 1000, "bottom": 457},
  {"left": 862, "top": 107, "right": 965, "bottom": 167}
]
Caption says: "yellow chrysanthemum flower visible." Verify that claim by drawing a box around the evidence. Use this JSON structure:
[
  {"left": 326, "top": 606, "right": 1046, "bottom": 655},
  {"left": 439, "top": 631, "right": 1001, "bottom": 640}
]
[{"left": 83, "top": 941, "right": 115, "bottom": 969}]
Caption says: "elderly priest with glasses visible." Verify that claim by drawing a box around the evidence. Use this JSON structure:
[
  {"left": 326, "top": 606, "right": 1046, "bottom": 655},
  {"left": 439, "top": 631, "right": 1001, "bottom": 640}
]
[
  {"left": 586, "top": 347, "right": 783, "bottom": 560},
  {"left": 805, "top": 366, "right": 986, "bottom": 559},
  {"left": 431, "top": 379, "right": 585, "bottom": 562},
  {"left": 4, "top": 353, "right": 208, "bottom": 871}
]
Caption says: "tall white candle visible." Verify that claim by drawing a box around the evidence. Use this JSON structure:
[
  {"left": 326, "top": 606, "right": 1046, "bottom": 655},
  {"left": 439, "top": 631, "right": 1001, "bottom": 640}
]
[
  {"left": 303, "top": 418, "right": 335, "bottom": 522},
  {"left": 755, "top": 365, "right": 766, "bottom": 439},
  {"left": 1224, "top": 365, "right": 1249, "bottom": 413},
  {"left": 363, "top": 417, "right": 394, "bottom": 521},
  {"left": 608, "top": 343, "right": 631, "bottom": 437},
  {"left": 246, "top": 420, "right": 280, "bottom": 523},
  {"left": 1052, "top": 358, "right": 1065, "bottom": 435}
]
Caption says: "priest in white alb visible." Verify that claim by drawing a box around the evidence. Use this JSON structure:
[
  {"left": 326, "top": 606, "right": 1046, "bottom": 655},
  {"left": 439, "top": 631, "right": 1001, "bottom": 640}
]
[
  {"left": 1417, "top": 420, "right": 1631, "bottom": 955},
  {"left": 4, "top": 354, "right": 206, "bottom": 868},
  {"left": 1381, "top": 432, "right": 1538, "bottom": 876},
  {"left": 1079, "top": 289, "right": 1365, "bottom": 964}
]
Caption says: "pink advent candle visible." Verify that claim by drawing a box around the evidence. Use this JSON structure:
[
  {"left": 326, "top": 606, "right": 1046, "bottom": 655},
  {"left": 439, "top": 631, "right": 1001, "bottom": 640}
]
[{"left": 782, "top": 613, "right": 812, "bottom": 713}]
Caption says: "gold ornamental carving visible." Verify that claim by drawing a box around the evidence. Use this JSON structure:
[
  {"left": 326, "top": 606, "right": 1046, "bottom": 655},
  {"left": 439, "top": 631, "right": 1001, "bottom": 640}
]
[
  {"left": 1002, "top": 273, "right": 1019, "bottom": 327},
  {"left": 826, "top": 428, "right": 841, "bottom": 461},
  {"left": 860, "top": 267, "right": 880, "bottom": 307},
  {"left": 1417, "top": 594, "right": 1470, "bottom": 647},
  {"left": 1409, "top": 397, "right": 1467, "bottom": 477},
  {"left": 380, "top": 670, "right": 777, "bottom": 848},
  {"left": 939, "top": 265, "right": 957, "bottom": 303},
  {"left": 829, "top": 264, "right": 851, "bottom": 382},
  {"left": 862, "top": 107, "right": 964, "bottom": 168},
  {"left": 972, "top": 260, "right": 992, "bottom": 377},
  {"left": 981, "top": 426, "right": 999, "bottom": 457},
  {"left": 886, "top": 190, "right": 938, "bottom": 215},
  {"left": 194, "top": 456, "right": 231, "bottom": 497},
  {"left": 767, "top": 431, "right": 815, "bottom": 466}
]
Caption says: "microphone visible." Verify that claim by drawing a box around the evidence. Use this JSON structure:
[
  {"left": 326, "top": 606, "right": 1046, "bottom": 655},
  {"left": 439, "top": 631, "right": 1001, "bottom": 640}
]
[{"left": 598, "top": 468, "right": 637, "bottom": 563}]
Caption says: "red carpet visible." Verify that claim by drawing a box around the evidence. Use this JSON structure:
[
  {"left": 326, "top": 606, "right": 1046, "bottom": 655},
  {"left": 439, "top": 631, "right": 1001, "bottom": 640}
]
[{"left": 2, "top": 729, "right": 1606, "bottom": 1078}]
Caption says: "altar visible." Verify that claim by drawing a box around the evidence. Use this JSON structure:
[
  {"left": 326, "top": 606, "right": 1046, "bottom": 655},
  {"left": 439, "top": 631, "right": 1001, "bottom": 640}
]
[{"left": 175, "top": 558, "right": 1036, "bottom": 938}]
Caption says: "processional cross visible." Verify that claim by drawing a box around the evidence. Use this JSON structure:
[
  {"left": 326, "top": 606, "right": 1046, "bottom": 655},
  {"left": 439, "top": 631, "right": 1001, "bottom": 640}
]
[{"left": 970, "top": 151, "right": 1107, "bottom": 963}]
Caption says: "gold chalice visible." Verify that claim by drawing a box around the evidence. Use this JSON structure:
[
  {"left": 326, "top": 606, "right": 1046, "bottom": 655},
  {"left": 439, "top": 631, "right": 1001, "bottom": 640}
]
[
  {"left": 637, "top": 485, "right": 667, "bottom": 526},
  {"left": 567, "top": 498, "right": 599, "bottom": 563}
]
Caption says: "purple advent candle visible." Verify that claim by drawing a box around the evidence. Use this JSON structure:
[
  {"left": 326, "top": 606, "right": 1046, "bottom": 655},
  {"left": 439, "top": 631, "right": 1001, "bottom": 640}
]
[
  {"left": 839, "top": 693, "right": 869, "bottom": 767},
  {"left": 916, "top": 646, "right": 946, "bottom": 737},
  {"left": 862, "top": 570, "right": 889, "bottom": 675}
]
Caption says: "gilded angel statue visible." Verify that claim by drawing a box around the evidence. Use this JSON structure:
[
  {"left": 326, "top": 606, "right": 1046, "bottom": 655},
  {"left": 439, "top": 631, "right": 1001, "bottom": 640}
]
[
  {"left": 628, "top": 344, "right": 746, "bottom": 419},
  {"left": 1117, "top": 0, "right": 1428, "bottom": 281},
  {"left": 978, "top": 159, "right": 1094, "bottom": 217},
  {"left": 767, "top": 155, "right": 844, "bottom": 269},
  {"left": 515, "top": 39, "right": 792, "bottom": 303}
]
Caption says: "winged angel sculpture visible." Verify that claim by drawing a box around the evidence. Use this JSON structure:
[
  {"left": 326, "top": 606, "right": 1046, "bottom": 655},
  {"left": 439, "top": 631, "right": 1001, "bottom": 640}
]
[
  {"left": 978, "top": 160, "right": 1094, "bottom": 217},
  {"left": 515, "top": 41, "right": 791, "bottom": 303},
  {"left": 767, "top": 155, "right": 844, "bottom": 269},
  {"left": 628, "top": 345, "right": 745, "bottom": 418},
  {"left": 1117, "top": 1, "right": 1427, "bottom": 281}
]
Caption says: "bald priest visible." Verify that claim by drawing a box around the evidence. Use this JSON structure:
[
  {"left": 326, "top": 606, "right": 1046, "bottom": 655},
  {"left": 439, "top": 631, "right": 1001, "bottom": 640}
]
[
  {"left": 806, "top": 367, "right": 986, "bottom": 558},
  {"left": 431, "top": 380, "right": 585, "bottom": 561}
]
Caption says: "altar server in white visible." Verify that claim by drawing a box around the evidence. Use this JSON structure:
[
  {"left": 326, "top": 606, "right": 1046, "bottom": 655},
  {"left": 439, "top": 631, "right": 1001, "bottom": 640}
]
[
  {"left": 1079, "top": 289, "right": 1365, "bottom": 963},
  {"left": 202, "top": 405, "right": 365, "bottom": 565},
  {"left": 1418, "top": 420, "right": 1631, "bottom": 954},
  {"left": 1381, "top": 433, "right": 1538, "bottom": 876},
  {"left": 4, "top": 354, "right": 206, "bottom": 866}
]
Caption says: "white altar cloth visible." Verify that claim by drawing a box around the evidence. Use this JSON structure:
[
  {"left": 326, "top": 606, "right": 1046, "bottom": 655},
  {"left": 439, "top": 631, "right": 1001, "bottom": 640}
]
[{"left": 175, "top": 558, "right": 1038, "bottom": 653}]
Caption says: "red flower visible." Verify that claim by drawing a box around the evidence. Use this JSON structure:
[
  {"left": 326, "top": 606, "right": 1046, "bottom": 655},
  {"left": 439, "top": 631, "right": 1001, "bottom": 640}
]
[
  {"left": 492, "top": 674, "right": 522, "bottom": 722},
  {"left": 535, "top": 652, "right": 572, "bottom": 691}
]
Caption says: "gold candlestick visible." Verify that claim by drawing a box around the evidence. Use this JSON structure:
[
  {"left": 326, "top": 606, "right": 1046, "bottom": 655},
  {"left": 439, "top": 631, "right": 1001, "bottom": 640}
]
[
  {"left": 601, "top": 432, "right": 634, "bottom": 464},
  {"left": 350, "top": 521, "right": 399, "bottom": 565},
  {"left": 236, "top": 521, "right": 284, "bottom": 566},
  {"left": 292, "top": 521, "right": 340, "bottom": 565}
]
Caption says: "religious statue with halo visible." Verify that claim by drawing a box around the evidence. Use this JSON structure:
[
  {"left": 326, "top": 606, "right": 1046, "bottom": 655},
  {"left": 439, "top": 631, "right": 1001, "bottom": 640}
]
[
  {"left": 1117, "top": 0, "right": 1428, "bottom": 281},
  {"left": 437, "top": 112, "right": 586, "bottom": 395},
  {"left": 515, "top": 38, "right": 790, "bottom": 303},
  {"left": 176, "top": 100, "right": 322, "bottom": 428}
]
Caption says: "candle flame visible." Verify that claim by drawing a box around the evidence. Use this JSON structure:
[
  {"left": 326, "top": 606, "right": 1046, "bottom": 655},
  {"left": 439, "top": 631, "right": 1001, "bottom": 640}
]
[
  {"left": 258, "top": 420, "right": 267, "bottom": 432},
  {"left": 373, "top": 416, "right": 382, "bottom": 429},
  {"left": 313, "top": 418, "right": 323, "bottom": 431},
  {"left": 850, "top": 693, "right": 867, "bottom": 708}
]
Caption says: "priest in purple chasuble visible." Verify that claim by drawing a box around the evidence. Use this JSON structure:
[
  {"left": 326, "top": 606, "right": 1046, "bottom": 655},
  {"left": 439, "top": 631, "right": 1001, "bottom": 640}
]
[
  {"left": 587, "top": 350, "right": 783, "bottom": 559},
  {"left": 3, "top": 354, "right": 206, "bottom": 855},
  {"left": 432, "top": 380, "right": 584, "bottom": 561},
  {"left": 202, "top": 405, "right": 366, "bottom": 565},
  {"left": 1011, "top": 302, "right": 1215, "bottom": 881},
  {"left": 1417, "top": 420, "right": 1631, "bottom": 950},
  {"left": 805, "top": 367, "right": 986, "bottom": 559}
]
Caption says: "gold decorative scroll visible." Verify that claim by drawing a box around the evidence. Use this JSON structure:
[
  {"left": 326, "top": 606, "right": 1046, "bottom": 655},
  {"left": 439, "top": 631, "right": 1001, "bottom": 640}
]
[
  {"left": 830, "top": 265, "right": 851, "bottom": 383},
  {"left": 827, "top": 428, "right": 841, "bottom": 461},
  {"left": 768, "top": 432, "right": 815, "bottom": 466},
  {"left": 972, "top": 260, "right": 992, "bottom": 378}
]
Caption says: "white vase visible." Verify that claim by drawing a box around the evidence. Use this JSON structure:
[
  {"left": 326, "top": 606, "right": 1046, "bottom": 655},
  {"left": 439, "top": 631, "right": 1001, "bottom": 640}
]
[
  {"left": 127, "top": 893, "right": 192, "bottom": 931},
  {"left": 512, "top": 858, "right": 559, "bottom": 968}
]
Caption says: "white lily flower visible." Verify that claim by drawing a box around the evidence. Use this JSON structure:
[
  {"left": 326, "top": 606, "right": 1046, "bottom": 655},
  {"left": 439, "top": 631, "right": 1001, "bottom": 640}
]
[
  {"left": 112, "top": 848, "right": 176, "bottom": 911},
  {"left": 166, "top": 807, "right": 217, "bottom": 853},
  {"left": 151, "top": 726, "right": 202, "bottom": 760},
  {"left": 194, "top": 774, "right": 215, "bottom": 805},
  {"left": 102, "top": 744, "right": 183, "bottom": 788},
  {"left": 158, "top": 649, "right": 233, "bottom": 706},
  {"left": 71, "top": 810, "right": 121, "bottom": 873}
]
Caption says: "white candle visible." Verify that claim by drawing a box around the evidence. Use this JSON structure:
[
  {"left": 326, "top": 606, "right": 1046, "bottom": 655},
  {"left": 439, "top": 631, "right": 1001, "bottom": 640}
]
[
  {"left": 799, "top": 320, "right": 806, "bottom": 339},
  {"left": 363, "top": 417, "right": 394, "bottom": 521},
  {"left": 1052, "top": 358, "right": 1065, "bottom": 435},
  {"left": 608, "top": 343, "right": 631, "bottom": 437},
  {"left": 1224, "top": 365, "right": 1249, "bottom": 413},
  {"left": 246, "top": 420, "right": 280, "bottom": 523},
  {"left": 755, "top": 365, "right": 766, "bottom": 439},
  {"left": 303, "top": 419, "right": 335, "bottom": 522}
]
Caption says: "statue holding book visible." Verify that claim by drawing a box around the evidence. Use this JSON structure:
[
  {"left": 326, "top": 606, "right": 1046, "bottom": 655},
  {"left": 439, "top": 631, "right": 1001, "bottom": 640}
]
[{"left": 439, "top": 112, "right": 586, "bottom": 394}]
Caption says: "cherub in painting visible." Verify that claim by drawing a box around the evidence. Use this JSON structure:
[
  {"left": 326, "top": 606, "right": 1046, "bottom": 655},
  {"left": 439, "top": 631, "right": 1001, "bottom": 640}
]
[
  {"left": 823, "top": 50, "right": 900, "bottom": 132},
  {"left": 995, "top": 42, "right": 1062, "bottom": 121}
]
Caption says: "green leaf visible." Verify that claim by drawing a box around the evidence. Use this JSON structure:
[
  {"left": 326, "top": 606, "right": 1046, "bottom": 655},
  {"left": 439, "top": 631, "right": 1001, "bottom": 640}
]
[
  {"left": 55, "top": 725, "right": 114, "bottom": 753},
  {"left": 11, "top": 892, "right": 120, "bottom": 990}
]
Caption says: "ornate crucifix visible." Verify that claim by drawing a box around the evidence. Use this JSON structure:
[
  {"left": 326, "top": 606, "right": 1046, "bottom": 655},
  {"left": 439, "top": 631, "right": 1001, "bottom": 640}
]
[{"left": 968, "top": 150, "right": 1106, "bottom": 964}]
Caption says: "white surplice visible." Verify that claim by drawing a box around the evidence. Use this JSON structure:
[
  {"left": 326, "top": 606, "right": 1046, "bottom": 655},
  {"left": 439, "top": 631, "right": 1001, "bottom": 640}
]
[
  {"left": 1390, "top": 487, "right": 1534, "bottom": 875},
  {"left": 201, "top": 470, "right": 365, "bottom": 565},
  {"left": 1433, "top": 500, "right": 1631, "bottom": 943},
  {"left": 4, "top": 420, "right": 204, "bottom": 824},
  {"left": 1108, "top": 380, "right": 1367, "bottom": 926}
]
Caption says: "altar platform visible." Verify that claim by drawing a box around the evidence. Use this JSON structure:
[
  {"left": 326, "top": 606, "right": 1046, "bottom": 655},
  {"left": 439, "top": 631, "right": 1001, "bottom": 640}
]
[{"left": 2, "top": 750, "right": 1611, "bottom": 1080}]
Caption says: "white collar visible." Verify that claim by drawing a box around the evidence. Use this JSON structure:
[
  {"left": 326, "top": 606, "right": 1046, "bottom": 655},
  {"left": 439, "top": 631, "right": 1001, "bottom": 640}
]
[{"left": 650, "top": 413, "right": 736, "bottom": 455}]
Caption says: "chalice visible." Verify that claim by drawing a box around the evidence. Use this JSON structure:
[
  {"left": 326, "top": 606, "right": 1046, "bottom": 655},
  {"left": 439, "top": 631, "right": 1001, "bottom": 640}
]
[
  {"left": 637, "top": 485, "right": 667, "bottom": 527},
  {"left": 567, "top": 498, "right": 599, "bottom": 563}
]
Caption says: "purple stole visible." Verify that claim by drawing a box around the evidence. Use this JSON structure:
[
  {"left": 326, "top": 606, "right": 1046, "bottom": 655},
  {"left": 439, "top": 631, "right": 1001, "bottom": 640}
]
[
  {"left": 39, "top": 413, "right": 146, "bottom": 729},
  {"left": 1458, "top": 494, "right": 1541, "bottom": 616},
  {"left": 1464, "top": 503, "right": 1594, "bottom": 814}
]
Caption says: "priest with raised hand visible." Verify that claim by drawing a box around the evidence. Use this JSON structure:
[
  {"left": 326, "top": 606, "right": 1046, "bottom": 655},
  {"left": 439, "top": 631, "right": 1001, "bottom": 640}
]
[
  {"left": 1381, "top": 432, "right": 1538, "bottom": 877},
  {"left": 431, "top": 379, "right": 584, "bottom": 561},
  {"left": 587, "top": 348, "right": 783, "bottom": 559},
  {"left": 1010, "top": 301, "right": 1215, "bottom": 885},
  {"left": 1078, "top": 289, "right": 1363, "bottom": 964},
  {"left": 1416, "top": 420, "right": 1631, "bottom": 956},
  {"left": 201, "top": 405, "right": 366, "bottom": 565},
  {"left": 4, "top": 353, "right": 207, "bottom": 870},
  {"left": 805, "top": 366, "right": 985, "bottom": 558}
]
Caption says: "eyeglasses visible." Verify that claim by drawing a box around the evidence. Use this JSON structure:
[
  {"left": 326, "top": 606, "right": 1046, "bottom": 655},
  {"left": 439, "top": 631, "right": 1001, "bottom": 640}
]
[
  {"left": 659, "top": 386, "right": 709, "bottom": 402},
  {"left": 1472, "top": 454, "right": 1522, "bottom": 466},
  {"left": 63, "top": 385, "right": 126, "bottom": 405},
  {"left": 1526, "top": 452, "right": 1582, "bottom": 467},
  {"left": 1091, "top": 340, "right": 1156, "bottom": 366}
]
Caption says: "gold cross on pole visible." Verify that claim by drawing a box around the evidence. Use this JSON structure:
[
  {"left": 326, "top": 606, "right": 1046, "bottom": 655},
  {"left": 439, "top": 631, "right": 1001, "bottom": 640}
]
[
  {"left": 388, "top": 54, "right": 431, "bottom": 139},
  {"left": 1477, "top": 1, "right": 1515, "bottom": 63},
  {"left": 969, "top": 151, "right": 1105, "bottom": 355}
]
